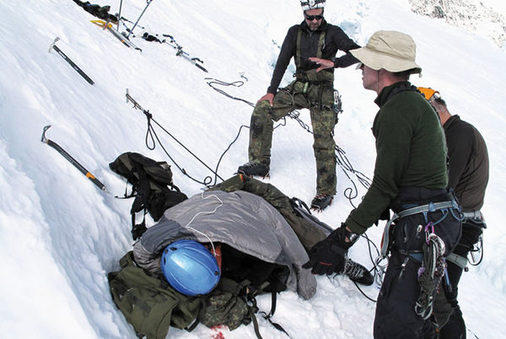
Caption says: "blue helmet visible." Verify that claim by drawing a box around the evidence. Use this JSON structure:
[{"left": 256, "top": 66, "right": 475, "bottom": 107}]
[{"left": 161, "top": 240, "right": 220, "bottom": 296}]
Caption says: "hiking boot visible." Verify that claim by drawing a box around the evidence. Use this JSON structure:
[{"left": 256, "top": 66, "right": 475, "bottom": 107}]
[
  {"left": 342, "top": 259, "right": 374, "bottom": 286},
  {"left": 237, "top": 162, "right": 269, "bottom": 177},
  {"left": 311, "top": 194, "right": 333, "bottom": 211}
]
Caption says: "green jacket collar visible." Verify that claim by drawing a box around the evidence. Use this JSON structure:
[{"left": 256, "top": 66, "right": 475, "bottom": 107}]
[{"left": 374, "top": 81, "right": 417, "bottom": 107}]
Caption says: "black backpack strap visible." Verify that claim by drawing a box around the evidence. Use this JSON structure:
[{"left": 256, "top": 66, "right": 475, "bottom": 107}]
[
  {"left": 130, "top": 164, "right": 151, "bottom": 213},
  {"left": 241, "top": 279, "right": 290, "bottom": 339},
  {"left": 129, "top": 164, "right": 151, "bottom": 240},
  {"left": 290, "top": 197, "right": 311, "bottom": 215},
  {"left": 252, "top": 279, "right": 291, "bottom": 338},
  {"left": 260, "top": 291, "right": 290, "bottom": 338},
  {"left": 131, "top": 212, "right": 147, "bottom": 240}
]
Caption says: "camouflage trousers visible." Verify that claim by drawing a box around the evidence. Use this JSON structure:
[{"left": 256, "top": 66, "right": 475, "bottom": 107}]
[{"left": 248, "top": 79, "right": 338, "bottom": 195}]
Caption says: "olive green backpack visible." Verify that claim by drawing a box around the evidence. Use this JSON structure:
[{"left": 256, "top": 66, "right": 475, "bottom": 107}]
[{"left": 108, "top": 251, "right": 201, "bottom": 339}]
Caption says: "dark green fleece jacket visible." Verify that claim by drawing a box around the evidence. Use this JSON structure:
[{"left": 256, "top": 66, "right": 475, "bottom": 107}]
[{"left": 346, "top": 82, "right": 448, "bottom": 234}]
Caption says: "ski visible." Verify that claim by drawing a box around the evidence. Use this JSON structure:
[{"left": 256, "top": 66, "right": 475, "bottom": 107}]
[
  {"left": 49, "top": 37, "right": 94, "bottom": 85},
  {"left": 41, "top": 125, "right": 107, "bottom": 192},
  {"left": 161, "top": 34, "right": 208, "bottom": 73},
  {"left": 91, "top": 20, "right": 142, "bottom": 52}
]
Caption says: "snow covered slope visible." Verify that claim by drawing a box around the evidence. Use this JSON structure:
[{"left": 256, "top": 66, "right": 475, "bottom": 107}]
[{"left": 1, "top": 0, "right": 505, "bottom": 338}]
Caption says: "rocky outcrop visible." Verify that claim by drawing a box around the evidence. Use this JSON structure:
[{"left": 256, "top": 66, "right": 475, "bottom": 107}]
[{"left": 409, "top": 0, "right": 505, "bottom": 47}]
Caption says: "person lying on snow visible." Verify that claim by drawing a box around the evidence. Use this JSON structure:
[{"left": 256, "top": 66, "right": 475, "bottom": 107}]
[
  {"left": 133, "top": 174, "right": 373, "bottom": 301},
  {"left": 109, "top": 173, "right": 373, "bottom": 338}
]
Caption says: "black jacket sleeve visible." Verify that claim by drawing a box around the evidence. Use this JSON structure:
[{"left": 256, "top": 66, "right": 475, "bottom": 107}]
[
  {"left": 267, "top": 23, "right": 360, "bottom": 94},
  {"left": 327, "top": 25, "right": 360, "bottom": 68},
  {"left": 268, "top": 25, "right": 298, "bottom": 94}
]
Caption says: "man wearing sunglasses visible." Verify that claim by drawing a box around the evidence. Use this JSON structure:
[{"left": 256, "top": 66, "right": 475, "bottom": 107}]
[{"left": 238, "top": 0, "right": 360, "bottom": 211}]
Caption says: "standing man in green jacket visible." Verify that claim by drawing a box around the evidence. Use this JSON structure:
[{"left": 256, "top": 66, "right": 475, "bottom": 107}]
[
  {"left": 303, "top": 31, "right": 462, "bottom": 338},
  {"left": 238, "top": 0, "right": 360, "bottom": 210},
  {"left": 419, "top": 87, "right": 489, "bottom": 338}
]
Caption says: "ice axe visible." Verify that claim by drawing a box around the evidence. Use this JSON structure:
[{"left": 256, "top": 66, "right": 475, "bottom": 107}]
[
  {"left": 49, "top": 37, "right": 95, "bottom": 85},
  {"left": 41, "top": 125, "right": 107, "bottom": 192}
]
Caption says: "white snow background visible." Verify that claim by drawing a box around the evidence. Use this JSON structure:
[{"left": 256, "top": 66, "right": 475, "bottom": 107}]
[{"left": 1, "top": 0, "right": 505, "bottom": 338}]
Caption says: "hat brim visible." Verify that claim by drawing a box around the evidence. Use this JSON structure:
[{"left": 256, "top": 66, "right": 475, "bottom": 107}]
[{"left": 351, "top": 47, "right": 422, "bottom": 74}]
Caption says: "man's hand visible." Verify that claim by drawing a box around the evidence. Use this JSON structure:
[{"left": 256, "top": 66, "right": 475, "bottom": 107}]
[
  {"left": 302, "top": 223, "right": 358, "bottom": 275},
  {"left": 302, "top": 238, "right": 347, "bottom": 275},
  {"left": 257, "top": 93, "right": 274, "bottom": 106},
  {"left": 309, "top": 57, "right": 335, "bottom": 72}
]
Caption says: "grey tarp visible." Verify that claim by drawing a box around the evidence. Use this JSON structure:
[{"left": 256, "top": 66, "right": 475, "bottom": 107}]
[{"left": 133, "top": 190, "right": 317, "bottom": 300}]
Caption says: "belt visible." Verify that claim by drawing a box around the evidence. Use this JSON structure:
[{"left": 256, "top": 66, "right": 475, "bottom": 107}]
[{"left": 295, "top": 79, "right": 333, "bottom": 86}]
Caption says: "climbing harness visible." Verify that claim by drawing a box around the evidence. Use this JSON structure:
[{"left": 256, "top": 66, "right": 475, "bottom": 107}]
[
  {"left": 379, "top": 200, "right": 461, "bottom": 258},
  {"left": 372, "top": 198, "right": 461, "bottom": 319}
]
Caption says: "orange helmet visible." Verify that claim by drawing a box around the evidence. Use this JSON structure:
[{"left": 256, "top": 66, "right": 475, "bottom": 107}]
[{"left": 418, "top": 87, "right": 440, "bottom": 101}]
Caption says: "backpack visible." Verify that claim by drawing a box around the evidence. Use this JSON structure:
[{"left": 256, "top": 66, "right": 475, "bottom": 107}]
[
  {"left": 109, "top": 152, "right": 188, "bottom": 240},
  {"left": 108, "top": 252, "right": 201, "bottom": 339}
]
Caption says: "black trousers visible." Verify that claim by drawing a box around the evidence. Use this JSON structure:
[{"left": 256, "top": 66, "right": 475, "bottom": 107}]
[
  {"left": 439, "top": 218, "right": 484, "bottom": 339},
  {"left": 374, "top": 251, "right": 438, "bottom": 338},
  {"left": 374, "top": 187, "right": 462, "bottom": 339}
]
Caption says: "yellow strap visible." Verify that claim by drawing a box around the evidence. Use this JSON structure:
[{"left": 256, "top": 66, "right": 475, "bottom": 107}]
[{"left": 90, "top": 20, "right": 112, "bottom": 29}]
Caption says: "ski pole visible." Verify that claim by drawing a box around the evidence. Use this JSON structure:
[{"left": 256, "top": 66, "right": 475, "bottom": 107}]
[
  {"left": 125, "top": 0, "right": 153, "bottom": 38},
  {"left": 117, "top": 0, "right": 123, "bottom": 31},
  {"left": 49, "top": 37, "right": 95, "bottom": 85},
  {"left": 41, "top": 125, "right": 107, "bottom": 192},
  {"left": 161, "top": 34, "right": 208, "bottom": 73}
]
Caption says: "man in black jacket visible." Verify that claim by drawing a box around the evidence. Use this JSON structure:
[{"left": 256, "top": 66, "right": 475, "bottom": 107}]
[
  {"left": 238, "top": 0, "right": 360, "bottom": 210},
  {"left": 419, "top": 87, "right": 489, "bottom": 338}
]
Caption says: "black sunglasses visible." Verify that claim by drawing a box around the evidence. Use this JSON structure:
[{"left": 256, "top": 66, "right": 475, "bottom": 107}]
[{"left": 305, "top": 14, "right": 324, "bottom": 21}]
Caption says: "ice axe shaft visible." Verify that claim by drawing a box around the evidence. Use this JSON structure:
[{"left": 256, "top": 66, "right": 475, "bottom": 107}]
[
  {"left": 49, "top": 37, "right": 95, "bottom": 85},
  {"left": 41, "top": 125, "right": 107, "bottom": 192}
]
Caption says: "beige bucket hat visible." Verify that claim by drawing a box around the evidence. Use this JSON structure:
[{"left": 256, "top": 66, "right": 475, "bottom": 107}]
[{"left": 351, "top": 30, "right": 422, "bottom": 74}]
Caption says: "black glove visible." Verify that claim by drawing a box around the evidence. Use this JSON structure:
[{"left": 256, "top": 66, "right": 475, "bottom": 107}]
[{"left": 302, "top": 223, "right": 358, "bottom": 275}]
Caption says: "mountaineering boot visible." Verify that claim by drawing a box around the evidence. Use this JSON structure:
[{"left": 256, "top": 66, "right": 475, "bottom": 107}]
[
  {"left": 311, "top": 194, "right": 333, "bottom": 211},
  {"left": 96, "top": 6, "right": 111, "bottom": 19},
  {"left": 342, "top": 259, "right": 374, "bottom": 286},
  {"left": 237, "top": 162, "right": 269, "bottom": 177}
]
